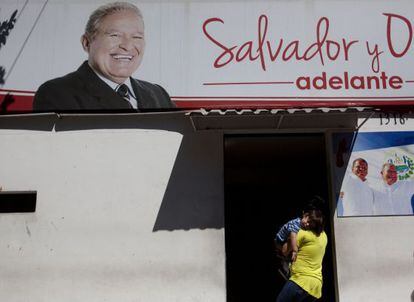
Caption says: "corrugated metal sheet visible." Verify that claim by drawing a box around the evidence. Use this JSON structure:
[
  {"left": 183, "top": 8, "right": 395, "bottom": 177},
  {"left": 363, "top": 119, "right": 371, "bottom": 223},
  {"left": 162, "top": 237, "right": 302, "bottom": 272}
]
[
  {"left": 186, "top": 107, "right": 378, "bottom": 131},
  {"left": 186, "top": 107, "right": 373, "bottom": 116}
]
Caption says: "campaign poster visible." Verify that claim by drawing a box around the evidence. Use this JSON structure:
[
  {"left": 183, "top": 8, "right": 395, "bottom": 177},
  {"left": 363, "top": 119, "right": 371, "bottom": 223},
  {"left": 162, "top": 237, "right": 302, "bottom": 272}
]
[{"left": 333, "top": 116, "right": 414, "bottom": 217}]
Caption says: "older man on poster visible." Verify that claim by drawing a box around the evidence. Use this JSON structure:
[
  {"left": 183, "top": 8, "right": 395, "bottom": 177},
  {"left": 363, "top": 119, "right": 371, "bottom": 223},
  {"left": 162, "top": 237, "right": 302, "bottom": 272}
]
[
  {"left": 340, "top": 158, "right": 374, "bottom": 216},
  {"left": 373, "top": 163, "right": 414, "bottom": 215},
  {"left": 33, "top": 2, "right": 175, "bottom": 111}
]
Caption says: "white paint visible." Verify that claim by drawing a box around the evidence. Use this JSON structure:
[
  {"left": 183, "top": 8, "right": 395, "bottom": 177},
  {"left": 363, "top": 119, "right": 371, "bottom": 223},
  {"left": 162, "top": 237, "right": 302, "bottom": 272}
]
[
  {"left": 358, "top": 115, "right": 414, "bottom": 132},
  {"left": 0, "top": 120, "right": 226, "bottom": 302},
  {"left": 334, "top": 216, "right": 414, "bottom": 302},
  {"left": 1, "top": 113, "right": 414, "bottom": 301}
]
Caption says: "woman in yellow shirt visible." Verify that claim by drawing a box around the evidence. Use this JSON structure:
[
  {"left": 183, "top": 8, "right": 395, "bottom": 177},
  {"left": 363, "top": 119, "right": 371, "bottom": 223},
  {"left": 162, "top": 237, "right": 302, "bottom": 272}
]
[{"left": 276, "top": 209, "right": 327, "bottom": 302}]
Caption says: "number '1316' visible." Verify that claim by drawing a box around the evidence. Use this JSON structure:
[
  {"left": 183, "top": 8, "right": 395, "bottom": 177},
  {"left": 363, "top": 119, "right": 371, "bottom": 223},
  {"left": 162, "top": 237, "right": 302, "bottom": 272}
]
[{"left": 379, "top": 113, "right": 407, "bottom": 125}]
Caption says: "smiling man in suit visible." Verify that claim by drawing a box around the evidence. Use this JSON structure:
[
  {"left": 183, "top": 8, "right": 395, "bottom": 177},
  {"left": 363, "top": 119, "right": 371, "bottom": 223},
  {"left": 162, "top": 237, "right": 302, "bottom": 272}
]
[{"left": 34, "top": 2, "right": 175, "bottom": 112}]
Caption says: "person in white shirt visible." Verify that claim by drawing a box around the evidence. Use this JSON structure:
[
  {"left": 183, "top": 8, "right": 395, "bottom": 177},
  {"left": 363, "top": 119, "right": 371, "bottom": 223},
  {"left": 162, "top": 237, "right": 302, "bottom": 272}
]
[
  {"left": 373, "top": 163, "right": 414, "bottom": 215},
  {"left": 340, "top": 158, "right": 374, "bottom": 216}
]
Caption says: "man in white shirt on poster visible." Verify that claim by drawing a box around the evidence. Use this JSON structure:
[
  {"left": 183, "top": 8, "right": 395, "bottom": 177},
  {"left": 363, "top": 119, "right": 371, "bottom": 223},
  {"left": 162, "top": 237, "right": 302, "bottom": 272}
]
[
  {"left": 373, "top": 163, "right": 414, "bottom": 215},
  {"left": 340, "top": 158, "right": 374, "bottom": 216}
]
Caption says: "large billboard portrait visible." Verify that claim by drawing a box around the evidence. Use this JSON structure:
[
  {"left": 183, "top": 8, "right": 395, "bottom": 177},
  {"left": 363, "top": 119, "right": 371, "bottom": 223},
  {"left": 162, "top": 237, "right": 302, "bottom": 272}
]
[
  {"left": 1, "top": 1, "right": 176, "bottom": 113},
  {"left": 333, "top": 117, "right": 414, "bottom": 217},
  {"left": 2, "top": 0, "right": 414, "bottom": 113},
  {"left": 32, "top": 2, "right": 175, "bottom": 112}
]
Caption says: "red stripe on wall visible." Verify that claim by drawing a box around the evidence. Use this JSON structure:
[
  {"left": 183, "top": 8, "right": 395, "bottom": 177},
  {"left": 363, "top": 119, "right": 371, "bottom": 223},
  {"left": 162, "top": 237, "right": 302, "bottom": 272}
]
[
  {"left": 1, "top": 91, "right": 414, "bottom": 112},
  {"left": 0, "top": 94, "right": 34, "bottom": 111}
]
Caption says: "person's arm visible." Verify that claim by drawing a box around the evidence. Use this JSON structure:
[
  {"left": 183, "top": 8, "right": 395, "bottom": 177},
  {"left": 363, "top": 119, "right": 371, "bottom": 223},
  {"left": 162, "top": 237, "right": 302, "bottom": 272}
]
[{"left": 289, "top": 232, "right": 298, "bottom": 262}]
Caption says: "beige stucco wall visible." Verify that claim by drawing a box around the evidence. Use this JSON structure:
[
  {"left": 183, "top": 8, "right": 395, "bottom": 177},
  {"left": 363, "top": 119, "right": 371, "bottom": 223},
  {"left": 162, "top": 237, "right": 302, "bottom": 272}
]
[
  {"left": 0, "top": 113, "right": 226, "bottom": 302},
  {"left": 1, "top": 113, "right": 414, "bottom": 302},
  {"left": 333, "top": 214, "right": 414, "bottom": 302}
]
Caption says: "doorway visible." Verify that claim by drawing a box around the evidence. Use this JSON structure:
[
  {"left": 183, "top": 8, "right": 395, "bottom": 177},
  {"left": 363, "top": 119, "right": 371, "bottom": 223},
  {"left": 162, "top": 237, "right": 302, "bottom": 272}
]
[{"left": 224, "top": 133, "right": 336, "bottom": 302}]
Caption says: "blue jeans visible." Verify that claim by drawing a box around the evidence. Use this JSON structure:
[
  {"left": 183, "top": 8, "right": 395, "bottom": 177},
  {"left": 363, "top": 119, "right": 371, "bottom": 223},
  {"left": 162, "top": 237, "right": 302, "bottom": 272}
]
[{"left": 276, "top": 280, "right": 316, "bottom": 302}]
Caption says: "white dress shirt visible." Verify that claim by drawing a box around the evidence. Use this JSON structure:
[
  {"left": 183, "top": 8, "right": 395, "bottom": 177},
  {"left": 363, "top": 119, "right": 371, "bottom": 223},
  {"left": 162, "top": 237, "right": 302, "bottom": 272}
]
[
  {"left": 94, "top": 72, "right": 138, "bottom": 109},
  {"left": 341, "top": 173, "right": 374, "bottom": 216},
  {"left": 373, "top": 180, "right": 414, "bottom": 215}
]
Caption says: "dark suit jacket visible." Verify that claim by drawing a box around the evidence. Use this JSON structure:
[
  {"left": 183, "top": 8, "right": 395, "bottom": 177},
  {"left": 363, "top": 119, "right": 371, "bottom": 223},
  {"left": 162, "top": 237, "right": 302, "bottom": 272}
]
[{"left": 33, "top": 61, "right": 175, "bottom": 112}]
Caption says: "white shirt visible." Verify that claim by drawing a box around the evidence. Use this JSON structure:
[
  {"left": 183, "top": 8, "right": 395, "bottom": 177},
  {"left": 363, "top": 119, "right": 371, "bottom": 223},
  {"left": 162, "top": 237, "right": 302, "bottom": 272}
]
[
  {"left": 340, "top": 173, "right": 374, "bottom": 216},
  {"left": 373, "top": 180, "right": 414, "bottom": 215}
]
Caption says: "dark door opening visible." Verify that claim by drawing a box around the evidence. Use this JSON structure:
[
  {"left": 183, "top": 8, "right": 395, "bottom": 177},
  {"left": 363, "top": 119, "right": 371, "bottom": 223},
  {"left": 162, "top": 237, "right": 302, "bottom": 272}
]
[{"left": 224, "top": 134, "right": 336, "bottom": 302}]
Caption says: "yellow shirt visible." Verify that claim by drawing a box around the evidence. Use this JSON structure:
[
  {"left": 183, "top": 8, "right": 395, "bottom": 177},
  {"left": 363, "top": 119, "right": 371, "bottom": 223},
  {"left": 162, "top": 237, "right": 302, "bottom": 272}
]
[{"left": 290, "top": 229, "right": 328, "bottom": 299}]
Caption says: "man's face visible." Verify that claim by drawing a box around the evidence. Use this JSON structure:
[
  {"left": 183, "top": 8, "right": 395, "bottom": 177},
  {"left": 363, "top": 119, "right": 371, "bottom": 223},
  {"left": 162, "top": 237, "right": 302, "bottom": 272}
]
[
  {"left": 83, "top": 10, "right": 145, "bottom": 84},
  {"left": 381, "top": 165, "right": 397, "bottom": 186},
  {"left": 352, "top": 160, "right": 368, "bottom": 181}
]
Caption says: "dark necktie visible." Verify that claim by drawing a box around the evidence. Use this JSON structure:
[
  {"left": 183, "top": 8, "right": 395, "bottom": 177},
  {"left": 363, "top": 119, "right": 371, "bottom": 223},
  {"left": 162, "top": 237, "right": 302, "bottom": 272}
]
[{"left": 116, "top": 84, "right": 132, "bottom": 108}]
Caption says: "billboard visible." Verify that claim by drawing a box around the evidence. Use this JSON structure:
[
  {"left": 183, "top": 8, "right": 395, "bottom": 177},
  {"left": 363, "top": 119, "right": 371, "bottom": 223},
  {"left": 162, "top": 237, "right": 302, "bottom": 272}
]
[
  {"left": 1, "top": 0, "right": 414, "bottom": 113},
  {"left": 333, "top": 116, "right": 414, "bottom": 217}
]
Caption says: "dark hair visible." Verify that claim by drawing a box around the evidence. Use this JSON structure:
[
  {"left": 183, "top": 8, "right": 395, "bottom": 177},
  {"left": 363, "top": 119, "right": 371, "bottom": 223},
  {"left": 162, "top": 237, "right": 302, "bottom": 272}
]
[
  {"left": 303, "top": 195, "right": 325, "bottom": 213},
  {"left": 306, "top": 209, "right": 325, "bottom": 236},
  {"left": 352, "top": 158, "right": 367, "bottom": 168}
]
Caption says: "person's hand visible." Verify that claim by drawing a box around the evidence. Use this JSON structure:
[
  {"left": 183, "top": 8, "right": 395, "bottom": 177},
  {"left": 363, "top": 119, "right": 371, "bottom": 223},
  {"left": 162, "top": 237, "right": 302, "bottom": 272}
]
[{"left": 291, "top": 251, "right": 298, "bottom": 262}]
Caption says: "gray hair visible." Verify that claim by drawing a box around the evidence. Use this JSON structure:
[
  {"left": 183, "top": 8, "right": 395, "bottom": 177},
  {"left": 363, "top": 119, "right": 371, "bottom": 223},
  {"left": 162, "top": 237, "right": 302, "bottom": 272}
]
[
  {"left": 381, "top": 162, "right": 395, "bottom": 172},
  {"left": 84, "top": 2, "right": 143, "bottom": 40}
]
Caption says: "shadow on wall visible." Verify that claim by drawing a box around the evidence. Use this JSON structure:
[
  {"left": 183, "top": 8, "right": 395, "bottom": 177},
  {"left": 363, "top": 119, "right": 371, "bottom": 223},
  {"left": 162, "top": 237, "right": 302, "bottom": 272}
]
[
  {"left": 0, "top": 112, "right": 225, "bottom": 231},
  {"left": 152, "top": 129, "right": 224, "bottom": 231},
  {"left": 331, "top": 131, "right": 357, "bottom": 214}
]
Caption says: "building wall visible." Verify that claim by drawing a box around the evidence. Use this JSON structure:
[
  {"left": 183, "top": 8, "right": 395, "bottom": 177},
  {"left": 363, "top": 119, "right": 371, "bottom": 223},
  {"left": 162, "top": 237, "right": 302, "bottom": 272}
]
[
  {"left": 330, "top": 117, "right": 414, "bottom": 302},
  {"left": 1, "top": 113, "right": 413, "bottom": 302},
  {"left": 334, "top": 216, "right": 414, "bottom": 302},
  {"left": 0, "top": 113, "right": 226, "bottom": 302}
]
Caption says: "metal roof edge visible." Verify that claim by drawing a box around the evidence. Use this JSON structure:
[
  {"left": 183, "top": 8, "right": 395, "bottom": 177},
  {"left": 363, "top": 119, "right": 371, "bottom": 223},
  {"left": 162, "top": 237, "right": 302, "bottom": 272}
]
[{"left": 185, "top": 107, "right": 378, "bottom": 116}]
